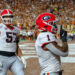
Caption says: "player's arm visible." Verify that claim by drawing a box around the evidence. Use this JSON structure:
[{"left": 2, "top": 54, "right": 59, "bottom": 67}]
[
  {"left": 16, "top": 34, "right": 21, "bottom": 56},
  {"left": 16, "top": 34, "right": 26, "bottom": 68},
  {"left": 16, "top": 34, "right": 23, "bottom": 57},
  {"left": 16, "top": 43, "right": 22, "bottom": 57},
  {"left": 44, "top": 42, "right": 68, "bottom": 57},
  {"left": 43, "top": 26, "right": 68, "bottom": 57},
  {"left": 52, "top": 42, "right": 68, "bottom": 52}
]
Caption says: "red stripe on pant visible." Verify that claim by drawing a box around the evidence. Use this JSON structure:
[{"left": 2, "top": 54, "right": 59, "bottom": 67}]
[{"left": 47, "top": 73, "right": 49, "bottom": 75}]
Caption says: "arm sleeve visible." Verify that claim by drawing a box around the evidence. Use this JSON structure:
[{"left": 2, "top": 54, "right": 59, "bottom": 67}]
[{"left": 45, "top": 43, "right": 68, "bottom": 57}]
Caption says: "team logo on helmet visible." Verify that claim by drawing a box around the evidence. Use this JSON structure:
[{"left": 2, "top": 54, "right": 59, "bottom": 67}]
[{"left": 42, "top": 16, "right": 51, "bottom": 20}]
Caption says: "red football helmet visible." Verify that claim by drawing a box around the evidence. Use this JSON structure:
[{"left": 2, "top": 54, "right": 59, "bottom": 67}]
[
  {"left": 0, "top": 9, "right": 13, "bottom": 25},
  {"left": 36, "top": 13, "right": 58, "bottom": 33}
]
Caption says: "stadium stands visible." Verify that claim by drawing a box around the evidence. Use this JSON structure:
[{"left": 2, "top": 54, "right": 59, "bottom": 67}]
[{"left": 0, "top": 0, "right": 75, "bottom": 40}]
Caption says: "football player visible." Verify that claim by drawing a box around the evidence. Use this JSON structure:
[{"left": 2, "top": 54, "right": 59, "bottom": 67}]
[
  {"left": 0, "top": 9, "right": 25, "bottom": 75},
  {"left": 35, "top": 13, "right": 68, "bottom": 75}
]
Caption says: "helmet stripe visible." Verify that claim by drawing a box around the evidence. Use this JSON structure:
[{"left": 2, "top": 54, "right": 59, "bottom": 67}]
[{"left": 6, "top": 9, "right": 9, "bottom": 15}]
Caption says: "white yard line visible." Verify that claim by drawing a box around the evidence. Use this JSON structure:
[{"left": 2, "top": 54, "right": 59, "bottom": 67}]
[
  {"left": 22, "top": 56, "right": 75, "bottom": 63},
  {"left": 61, "top": 57, "right": 75, "bottom": 63},
  {"left": 20, "top": 47, "right": 35, "bottom": 49}
]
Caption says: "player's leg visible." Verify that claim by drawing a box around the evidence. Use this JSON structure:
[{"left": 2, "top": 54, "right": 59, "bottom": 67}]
[
  {"left": 0, "top": 61, "right": 8, "bottom": 75},
  {"left": 0, "top": 55, "right": 9, "bottom": 75},
  {"left": 10, "top": 56, "right": 25, "bottom": 75}
]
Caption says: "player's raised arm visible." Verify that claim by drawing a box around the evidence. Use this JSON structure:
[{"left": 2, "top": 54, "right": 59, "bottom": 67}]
[{"left": 45, "top": 25, "right": 68, "bottom": 57}]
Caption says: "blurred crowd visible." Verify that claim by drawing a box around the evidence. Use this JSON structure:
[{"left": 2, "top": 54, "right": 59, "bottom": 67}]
[{"left": 0, "top": 0, "right": 75, "bottom": 40}]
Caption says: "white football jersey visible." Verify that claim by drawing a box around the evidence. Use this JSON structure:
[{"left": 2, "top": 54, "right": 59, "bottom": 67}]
[
  {"left": 0, "top": 23, "right": 19, "bottom": 52},
  {"left": 35, "top": 32, "right": 61, "bottom": 73}
]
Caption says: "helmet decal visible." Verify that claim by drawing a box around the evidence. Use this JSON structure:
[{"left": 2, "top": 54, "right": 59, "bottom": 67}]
[{"left": 42, "top": 16, "right": 50, "bottom": 20}]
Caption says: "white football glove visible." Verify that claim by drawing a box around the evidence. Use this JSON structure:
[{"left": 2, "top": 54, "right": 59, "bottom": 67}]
[
  {"left": 21, "top": 56, "right": 27, "bottom": 69},
  {"left": 17, "top": 56, "right": 27, "bottom": 69}
]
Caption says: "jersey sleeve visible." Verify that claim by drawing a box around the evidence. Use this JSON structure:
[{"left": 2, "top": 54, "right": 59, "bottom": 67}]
[{"left": 38, "top": 33, "right": 57, "bottom": 47}]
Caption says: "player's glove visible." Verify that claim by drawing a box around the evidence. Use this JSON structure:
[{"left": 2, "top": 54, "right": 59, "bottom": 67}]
[
  {"left": 21, "top": 56, "right": 27, "bottom": 69},
  {"left": 60, "top": 26, "right": 67, "bottom": 42},
  {"left": 17, "top": 56, "right": 27, "bottom": 69}
]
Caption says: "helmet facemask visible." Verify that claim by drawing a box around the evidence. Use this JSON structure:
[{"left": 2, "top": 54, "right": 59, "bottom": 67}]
[
  {"left": 1, "top": 15, "right": 13, "bottom": 25},
  {"left": 42, "top": 16, "right": 58, "bottom": 33},
  {"left": 51, "top": 22, "right": 58, "bottom": 33}
]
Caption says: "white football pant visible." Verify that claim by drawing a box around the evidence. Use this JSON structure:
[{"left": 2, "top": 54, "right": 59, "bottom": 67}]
[{"left": 0, "top": 55, "right": 25, "bottom": 75}]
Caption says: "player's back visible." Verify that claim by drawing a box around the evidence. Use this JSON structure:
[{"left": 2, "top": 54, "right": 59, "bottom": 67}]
[{"left": 35, "top": 32, "right": 61, "bottom": 73}]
